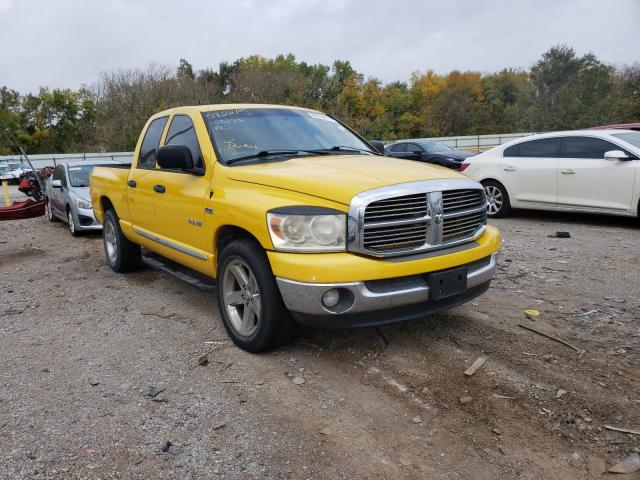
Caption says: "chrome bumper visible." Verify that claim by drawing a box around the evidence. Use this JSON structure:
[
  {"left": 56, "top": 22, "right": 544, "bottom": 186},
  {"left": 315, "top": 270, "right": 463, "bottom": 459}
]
[{"left": 276, "top": 253, "right": 498, "bottom": 316}]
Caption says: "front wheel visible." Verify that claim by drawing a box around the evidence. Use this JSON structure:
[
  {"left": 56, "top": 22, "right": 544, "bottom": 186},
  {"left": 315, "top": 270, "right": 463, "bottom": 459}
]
[
  {"left": 46, "top": 199, "right": 58, "bottom": 222},
  {"left": 217, "top": 239, "right": 295, "bottom": 352},
  {"left": 103, "top": 209, "right": 141, "bottom": 272},
  {"left": 67, "top": 208, "right": 80, "bottom": 237},
  {"left": 483, "top": 180, "right": 511, "bottom": 218}
]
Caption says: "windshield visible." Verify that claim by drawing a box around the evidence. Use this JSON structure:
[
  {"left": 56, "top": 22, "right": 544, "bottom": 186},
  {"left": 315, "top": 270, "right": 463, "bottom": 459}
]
[
  {"left": 67, "top": 164, "right": 95, "bottom": 187},
  {"left": 203, "top": 108, "right": 374, "bottom": 164},
  {"left": 612, "top": 131, "right": 640, "bottom": 149},
  {"left": 421, "top": 142, "right": 454, "bottom": 154}
]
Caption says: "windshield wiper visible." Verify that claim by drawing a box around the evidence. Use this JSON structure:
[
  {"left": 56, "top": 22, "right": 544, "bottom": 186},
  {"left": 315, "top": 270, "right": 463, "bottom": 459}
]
[
  {"left": 314, "top": 146, "right": 377, "bottom": 155},
  {"left": 225, "top": 149, "right": 331, "bottom": 165}
]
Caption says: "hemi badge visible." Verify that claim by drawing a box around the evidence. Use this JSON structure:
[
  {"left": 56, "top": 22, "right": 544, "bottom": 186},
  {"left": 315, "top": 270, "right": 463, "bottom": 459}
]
[{"left": 205, "top": 207, "right": 214, "bottom": 214}]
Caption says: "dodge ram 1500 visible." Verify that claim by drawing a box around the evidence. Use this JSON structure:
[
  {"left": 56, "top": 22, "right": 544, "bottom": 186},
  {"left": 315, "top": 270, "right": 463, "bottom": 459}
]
[{"left": 90, "top": 104, "right": 500, "bottom": 352}]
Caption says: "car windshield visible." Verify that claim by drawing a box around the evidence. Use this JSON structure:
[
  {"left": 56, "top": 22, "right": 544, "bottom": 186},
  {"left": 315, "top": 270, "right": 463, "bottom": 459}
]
[
  {"left": 203, "top": 108, "right": 374, "bottom": 164},
  {"left": 421, "top": 142, "right": 453, "bottom": 154},
  {"left": 67, "top": 164, "right": 95, "bottom": 187},
  {"left": 612, "top": 131, "right": 640, "bottom": 149}
]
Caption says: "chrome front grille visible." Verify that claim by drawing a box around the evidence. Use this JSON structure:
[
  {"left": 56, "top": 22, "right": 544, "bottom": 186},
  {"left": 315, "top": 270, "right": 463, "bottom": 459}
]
[
  {"left": 442, "top": 189, "right": 487, "bottom": 242},
  {"left": 349, "top": 180, "right": 487, "bottom": 257},
  {"left": 442, "top": 189, "right": 484, "bottom": 213}
]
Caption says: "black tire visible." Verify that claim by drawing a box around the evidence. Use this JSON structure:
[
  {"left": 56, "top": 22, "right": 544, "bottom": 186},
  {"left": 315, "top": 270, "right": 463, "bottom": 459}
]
[
  {"left": 103, "top": 209, "right": 141, "bottom": 272},
  {"left": 482, "top": 180, "right": 511, "bottom": 218},
  {"left": 46, "top": 199, "right": 58, "bottom": 222},
  {"left": 67, "top": 207, "right": 81, "bottom": 237},
  {"left": 217, "top": 239, "right": 295, "bottom": 352}
]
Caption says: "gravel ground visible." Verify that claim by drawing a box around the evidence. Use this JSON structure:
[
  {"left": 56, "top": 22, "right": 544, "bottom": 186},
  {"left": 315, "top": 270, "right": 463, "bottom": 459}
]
[{"left": 1, "top": 189, "right": 639, "bottom": 479}]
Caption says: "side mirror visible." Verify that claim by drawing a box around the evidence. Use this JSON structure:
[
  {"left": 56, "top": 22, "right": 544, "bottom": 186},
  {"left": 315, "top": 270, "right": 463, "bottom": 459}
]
[
  {"left": 369, "top": 140, "right": 386, "bottom": 155},
  {"left": 52, "top": 179, "right": 62, "bottom": 188},
  {"left": 604, "top": 150, "right": 630, "bottom": 161},
  {"left": 157, "top": 145, "right": 194, "bottom": 170}
]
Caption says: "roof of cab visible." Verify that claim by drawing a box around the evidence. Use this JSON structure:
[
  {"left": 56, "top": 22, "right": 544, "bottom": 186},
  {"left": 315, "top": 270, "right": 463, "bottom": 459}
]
[{"left": 150, "top": 103, "right": 317, "bottom": 120}]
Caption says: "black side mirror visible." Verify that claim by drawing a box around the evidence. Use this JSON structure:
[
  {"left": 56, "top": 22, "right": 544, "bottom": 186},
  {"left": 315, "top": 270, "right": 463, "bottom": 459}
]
[
  {"left": 157, "top": 145, "right": 194, "bottom": 170},
  {"left": 369, "top": 140, "right": 386, "bottom": 155}
]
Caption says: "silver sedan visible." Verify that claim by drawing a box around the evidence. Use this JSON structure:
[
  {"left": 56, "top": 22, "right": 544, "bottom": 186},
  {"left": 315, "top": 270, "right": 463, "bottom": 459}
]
[{"left": 45, "top": 160, "right": 122, "bottom": 236}]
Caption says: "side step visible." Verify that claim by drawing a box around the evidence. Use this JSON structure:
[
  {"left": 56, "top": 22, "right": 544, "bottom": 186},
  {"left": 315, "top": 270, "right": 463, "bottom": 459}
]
[{"left": 141, "top": 251, "right": 216, "bottom": 292}]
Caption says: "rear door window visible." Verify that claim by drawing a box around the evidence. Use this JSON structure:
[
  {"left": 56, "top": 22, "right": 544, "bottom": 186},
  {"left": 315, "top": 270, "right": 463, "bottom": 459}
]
[
  {"left": 138, "top": 117, "right": 168, "bottom": 169},
  {"left": 389, "top": 143, "right": 407, "bottom": 153},
  {"left": 562, "top": 136, "right": 621, "bottom": 159},
  {"left": 164, "top": 115, "right": 204, "bottom": 170},
  {"left": 516, "top": 138, "right": 561, "bottom": 157}
]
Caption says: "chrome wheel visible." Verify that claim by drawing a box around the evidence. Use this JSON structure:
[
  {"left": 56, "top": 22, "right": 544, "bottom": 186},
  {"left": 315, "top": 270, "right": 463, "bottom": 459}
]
[
  {"left": 104, "top": 219, "right": 118, "bottom": 264},
  {"left": 222, "top": 258, "right": 261, "bottom": 337},
  {"left": 485, "top": 185, "right": 503, "bottom": 216},
  {"left": 68, "top": 211, "right": 76, "bottom": 234}
]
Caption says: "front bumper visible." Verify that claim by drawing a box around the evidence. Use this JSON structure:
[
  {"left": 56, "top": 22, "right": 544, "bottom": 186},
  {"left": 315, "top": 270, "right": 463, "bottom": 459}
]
[
  {"left": 74, "top": 206, "right": 102, "bottom": 231},
  {"left": 276, "top": 252, "right": 498, "bottom": 326}
]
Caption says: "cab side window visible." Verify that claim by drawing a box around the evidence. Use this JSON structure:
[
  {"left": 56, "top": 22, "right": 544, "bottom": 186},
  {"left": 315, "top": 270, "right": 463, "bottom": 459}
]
[
  {"left": 164, "top": 115, "right": 204, "bottom": 170},
  {"left": 138, "top": 117, "right": 168, "bottom": 169}
]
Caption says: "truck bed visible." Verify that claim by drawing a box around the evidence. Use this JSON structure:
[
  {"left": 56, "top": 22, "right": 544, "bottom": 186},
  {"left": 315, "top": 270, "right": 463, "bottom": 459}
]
[{"left": 90, "top": 165, "right": 131, "bottom": 224}]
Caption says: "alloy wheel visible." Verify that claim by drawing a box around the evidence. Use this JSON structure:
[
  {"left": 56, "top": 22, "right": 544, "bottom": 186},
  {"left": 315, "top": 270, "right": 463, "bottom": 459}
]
[
  {"left": 222, "top": 258, "right": 261, "bottom": 337},
  {"left": 485, "top": 185, "right": 503, "bottom": 216},
  {"left": 68, "top": 211, "right": 76, "bottom": 234},
  {"left": 103, "top": 219, "right": 118, "bottom": 264}
]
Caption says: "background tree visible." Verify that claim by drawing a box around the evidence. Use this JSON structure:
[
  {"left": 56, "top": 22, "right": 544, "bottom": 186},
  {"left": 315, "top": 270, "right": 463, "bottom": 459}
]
[{"left": 1, "top": 46, "right": 637, "bottom": 154}]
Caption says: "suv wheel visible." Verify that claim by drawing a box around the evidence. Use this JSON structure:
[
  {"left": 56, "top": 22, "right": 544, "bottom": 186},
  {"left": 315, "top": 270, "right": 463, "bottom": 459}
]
[
  {"left": 217, "top": 239, "right": 295, "bottom": 352},
  {"left": 103, "top": 209, "right": 141, "bottom": 272},
  {"left": 483, "top": 180, "right": 511, "bottom": 218}
]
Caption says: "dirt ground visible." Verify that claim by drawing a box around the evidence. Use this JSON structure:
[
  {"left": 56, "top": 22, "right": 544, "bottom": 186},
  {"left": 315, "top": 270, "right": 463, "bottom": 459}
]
[{"left": 1, "top": 188, "right": 639, "bottom": 479}]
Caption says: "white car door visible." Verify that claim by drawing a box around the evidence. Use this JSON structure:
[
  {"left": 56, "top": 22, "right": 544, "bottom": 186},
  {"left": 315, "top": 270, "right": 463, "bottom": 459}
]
[
  {"left": 500, "top": 137, "right": 560, "bottom": 207},
  {"left": 557, "top": 136, "right": 636, "bottom": 213}
]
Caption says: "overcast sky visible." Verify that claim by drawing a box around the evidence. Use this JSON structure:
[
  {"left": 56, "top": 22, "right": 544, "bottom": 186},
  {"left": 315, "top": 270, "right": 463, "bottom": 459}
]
[{"left": 1, "top": 0, "right": 639, "bottom": 94}]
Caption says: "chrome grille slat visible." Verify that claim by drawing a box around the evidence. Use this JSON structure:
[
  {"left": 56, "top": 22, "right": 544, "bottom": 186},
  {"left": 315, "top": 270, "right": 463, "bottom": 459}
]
[{"left": 352, "top": 181, "right": 487, "bottom": 257}]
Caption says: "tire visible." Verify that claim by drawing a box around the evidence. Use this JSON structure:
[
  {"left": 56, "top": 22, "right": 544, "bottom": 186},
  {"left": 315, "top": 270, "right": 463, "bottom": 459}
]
[
  {"left": 67, "top": 207, "right": 81, "bottom": 237},
  {"left": 217, "top": 239, "right": 295, "bottom": 352},
  {"left": 46, "top": 199, "right": 58, "bottom": 222},
  {"left": 103, "top": 209, "right": 141, "bottom": 272},
  {"left": 482, "top": 180, "right": 511, "bottom": 218}
]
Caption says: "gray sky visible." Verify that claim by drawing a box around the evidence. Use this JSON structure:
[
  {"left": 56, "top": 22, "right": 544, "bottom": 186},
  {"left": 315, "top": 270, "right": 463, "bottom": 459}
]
[{"left": 1, "top": 0, "right": 639, "bottom": 94}]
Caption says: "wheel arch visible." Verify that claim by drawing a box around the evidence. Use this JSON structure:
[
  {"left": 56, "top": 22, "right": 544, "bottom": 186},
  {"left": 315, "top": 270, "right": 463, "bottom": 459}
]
[
  {"left": 479, "top": 177, "right": 511, "bottom": 198},
  {"left": 214, "top": 225, "right": 266, "bottom": 267}
]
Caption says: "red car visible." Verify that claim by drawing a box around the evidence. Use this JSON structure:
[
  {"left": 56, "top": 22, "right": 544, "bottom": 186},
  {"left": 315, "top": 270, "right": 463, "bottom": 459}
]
[{"left": 590, "top": 123, "right": 640, "bottom": 131}]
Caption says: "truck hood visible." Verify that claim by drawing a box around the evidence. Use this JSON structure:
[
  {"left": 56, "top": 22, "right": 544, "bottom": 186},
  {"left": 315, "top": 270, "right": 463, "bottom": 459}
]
[{"left": 225, "top": 155, "right": 470, "bottom": 205}]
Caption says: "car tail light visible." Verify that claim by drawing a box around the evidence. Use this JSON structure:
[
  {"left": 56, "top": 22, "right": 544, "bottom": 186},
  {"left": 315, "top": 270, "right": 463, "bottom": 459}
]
[{"left": 459, "top": 162, "right": 470, "bottom": 172}]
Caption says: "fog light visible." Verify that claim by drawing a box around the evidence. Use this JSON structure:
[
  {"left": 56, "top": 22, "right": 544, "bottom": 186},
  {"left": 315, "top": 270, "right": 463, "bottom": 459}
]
[{"left": 322, "top": 289, "right": 340, "bottom": 308}]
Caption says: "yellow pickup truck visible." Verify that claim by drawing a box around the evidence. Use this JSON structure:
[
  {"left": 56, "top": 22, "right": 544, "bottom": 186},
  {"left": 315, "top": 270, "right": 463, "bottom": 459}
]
[{"left": 90, "top": 104, "right": 500, "bottom": 352}]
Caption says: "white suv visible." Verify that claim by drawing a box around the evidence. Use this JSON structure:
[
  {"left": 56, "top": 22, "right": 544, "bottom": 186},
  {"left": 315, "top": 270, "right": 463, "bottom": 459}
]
[{"left": 461, "top": 130, "right": 640, "bottom": 218}]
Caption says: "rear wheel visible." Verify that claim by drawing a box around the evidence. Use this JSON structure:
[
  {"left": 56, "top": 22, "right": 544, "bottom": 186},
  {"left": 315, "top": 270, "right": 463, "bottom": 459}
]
[
  {"left": 103, "top": 209, "right": 141, "bottom": 272},
  {"left": 217, "top": 239, "right": 295, "bottom": 352},
  {"left": 482, "top": 180, "right": 511, "bottom": 218}
]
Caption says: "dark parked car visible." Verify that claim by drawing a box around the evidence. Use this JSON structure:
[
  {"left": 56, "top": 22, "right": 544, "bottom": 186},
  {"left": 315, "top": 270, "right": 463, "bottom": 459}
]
[{"left": 385, "top": 141, "right": 474, "bottom": 169}]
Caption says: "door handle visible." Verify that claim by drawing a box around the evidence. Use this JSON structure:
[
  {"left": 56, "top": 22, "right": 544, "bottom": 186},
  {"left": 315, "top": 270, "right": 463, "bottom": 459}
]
[
  {"left": 153, "top": 184, "right": 166, "bottom": 193},
  {"left": 503, "top": 166, "right": 515, "bottom": 172},
  {"left": 127, "top": 180, "right": 137, "bottom": 188},
  {"left": 561, "top": 169, "right": 576, "bottom": 175}
]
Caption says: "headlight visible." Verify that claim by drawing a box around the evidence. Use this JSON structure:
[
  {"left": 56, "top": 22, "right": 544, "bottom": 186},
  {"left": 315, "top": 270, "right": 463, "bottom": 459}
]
[
  {"left": 267, "top": 208, "right": 346, "bottom": 252},
  {"left": 76, "top": 198, "right": 92, "bottom": 209}
]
